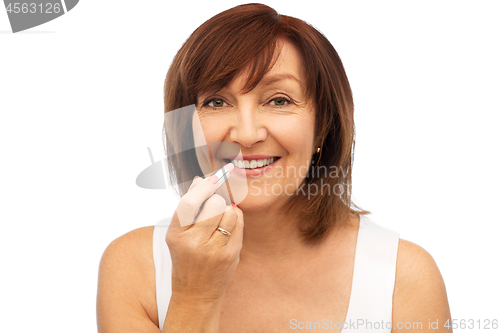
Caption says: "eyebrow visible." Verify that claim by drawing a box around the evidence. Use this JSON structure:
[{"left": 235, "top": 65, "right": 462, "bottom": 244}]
[
  {"left": 198, "top": 73, "right": 304, "bottom": 102},
  {"left": 258, "top": 73, "right": 303, "bottom": 88}
]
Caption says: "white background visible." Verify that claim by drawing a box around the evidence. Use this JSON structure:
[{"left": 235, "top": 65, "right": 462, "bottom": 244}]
[{"left": 1, "top": 1, "right": 498, "bottom": 332}]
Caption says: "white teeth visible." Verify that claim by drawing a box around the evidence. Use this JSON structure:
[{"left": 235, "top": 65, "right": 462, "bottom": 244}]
[{"left": 231, "top": 157, "right": 277, "bottom": 169}]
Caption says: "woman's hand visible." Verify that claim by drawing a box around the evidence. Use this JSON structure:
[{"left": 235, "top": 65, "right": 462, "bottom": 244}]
[{"left": 166, "top": 172, "right": 244, "bottom": 305}]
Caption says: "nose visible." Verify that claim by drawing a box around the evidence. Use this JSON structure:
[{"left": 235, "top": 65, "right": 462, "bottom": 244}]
[{"left": 229, "top": 106, "right": 268, "bottom": 148}]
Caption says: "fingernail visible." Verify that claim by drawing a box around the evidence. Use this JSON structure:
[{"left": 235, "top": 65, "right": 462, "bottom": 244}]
[
  {"left": 209, "top": 174, "right": 219, "bottom": 184},
  {"left": 224, "top": 162, "right": 235, "bottom": 174},
  {"left": 194, "top": 175, "right": 200, "bottom": 181}
]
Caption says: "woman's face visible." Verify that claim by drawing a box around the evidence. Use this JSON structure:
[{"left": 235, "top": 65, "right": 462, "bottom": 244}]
[{"left": 193, "top": 40, "right": 316, "bottom": 211}]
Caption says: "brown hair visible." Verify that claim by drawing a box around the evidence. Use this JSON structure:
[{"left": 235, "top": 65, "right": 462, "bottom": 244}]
[{"left": 163, "top": 3, "right": 369, "bottom": 243}]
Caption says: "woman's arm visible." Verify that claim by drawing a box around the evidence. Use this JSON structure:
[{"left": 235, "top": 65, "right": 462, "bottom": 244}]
[
  {"left": 96, "top": 226, "right": 161, "bottom": 332},
  {"left": 96, "top": 226, "right": 223, "bottom": 333},
  {"left": 97, "top": 172, "right": 244, "bottom": 333},
  {"left": 392, "top": 239, "right": 453, "bottom": 332}
]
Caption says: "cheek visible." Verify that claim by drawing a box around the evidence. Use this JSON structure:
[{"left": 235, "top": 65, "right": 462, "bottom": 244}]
[
  {"left": 192, "top": 112, "right": 227, "bottom": 148},
  {"left": 192, "top": 113, "right": 206, "bottom": 147},
  {"left": 269, "top": 116, "right": 315, "bottom": 157},
  {"left": 192, "top": 113, "right": 229, "bottom": 173},
  {"left": 193, "top": 112, "right": 229, "bottom": 144}
]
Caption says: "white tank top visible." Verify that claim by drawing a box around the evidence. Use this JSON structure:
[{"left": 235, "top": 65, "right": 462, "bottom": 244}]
[{"left": 153, "top": 214, "right": 400, "bottom": 332}]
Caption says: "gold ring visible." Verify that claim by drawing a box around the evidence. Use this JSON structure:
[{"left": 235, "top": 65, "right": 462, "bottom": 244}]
[{"left": 217, "top": 227, "right": 231, "bottom": 236}]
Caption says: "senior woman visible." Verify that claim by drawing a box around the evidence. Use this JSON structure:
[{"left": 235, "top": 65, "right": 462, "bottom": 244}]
[{"left": 97, "top": 3, "right": 452, "bottom": 332}]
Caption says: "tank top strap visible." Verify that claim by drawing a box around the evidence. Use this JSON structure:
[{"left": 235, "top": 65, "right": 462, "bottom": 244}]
[
  {"left": 153, "top": 217, "right": 172, "bottom": 332},
  {"left": 342, "top": 214, "right": 400, "bottom": 333}
]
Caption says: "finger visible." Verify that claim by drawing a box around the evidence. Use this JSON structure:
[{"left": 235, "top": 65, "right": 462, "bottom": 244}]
[
  {"left": 225, "top": 205, "right": 244, "bottom": 250},
  {"left": 166, "top": 210, "right": 190, "bottom": 240},
  {"left": 175, "top": 174, "right": 219, "bottom": 227},
  {"left": 210, "top": 205, "right": 238, "bottom": 246},
  {"left": 187, "top": 175, "right": 203, "bottom": 192},
  {"left": 190, "top": 193, "right": 227, "bottom": 239}
]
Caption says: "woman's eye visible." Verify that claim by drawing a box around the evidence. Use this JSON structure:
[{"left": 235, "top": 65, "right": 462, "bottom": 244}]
[
  {"left": 203, "top": 96, "right": 291, "bottom": 108},
  {"left": 205, "top": 98, "right": 227, "bottom": 108},
  {"left": 269, "top": 97, "right": 291, "bottom": 107}
]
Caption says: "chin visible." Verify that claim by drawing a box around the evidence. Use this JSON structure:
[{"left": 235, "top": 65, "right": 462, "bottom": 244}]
[{"left": 236, "top": 191, "right": 285, "bottom": 212}]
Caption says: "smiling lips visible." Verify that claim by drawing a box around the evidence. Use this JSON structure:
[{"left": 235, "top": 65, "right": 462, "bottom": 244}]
[
  {"left": 230, "top": 157, "right": 279, "bottom": 169},
  {"left": 222, "top": 155, "right": 281, "bottom": 177},
  {"left": 224, "top": 155, "right": 281, "bottom": 170}
]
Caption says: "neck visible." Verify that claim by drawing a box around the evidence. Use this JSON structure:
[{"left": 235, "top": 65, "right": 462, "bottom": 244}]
[
  {"left": 237, "top": 205, "right": 359, "bottom": 268},
  {"left": 238, "top": 206, "right": 325, "bottom": 267}
]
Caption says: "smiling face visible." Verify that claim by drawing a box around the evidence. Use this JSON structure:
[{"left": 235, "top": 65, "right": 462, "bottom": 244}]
[{"left": 193, "top": 40, "right": 317, "bottom": 211}]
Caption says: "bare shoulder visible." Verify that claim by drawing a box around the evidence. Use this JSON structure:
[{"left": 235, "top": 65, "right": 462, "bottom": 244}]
[
  {"left": 101, "top": 226, "right": 156, "bottom": 263},
  {"left": 97, "top": 226, "right": 160, "bottom": 332},
  {"left": 394, "top": 239, "right": 441, "bottom": 282},
  {"left": 392, "top": 238, "right": 452, "bottom": 332}
]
